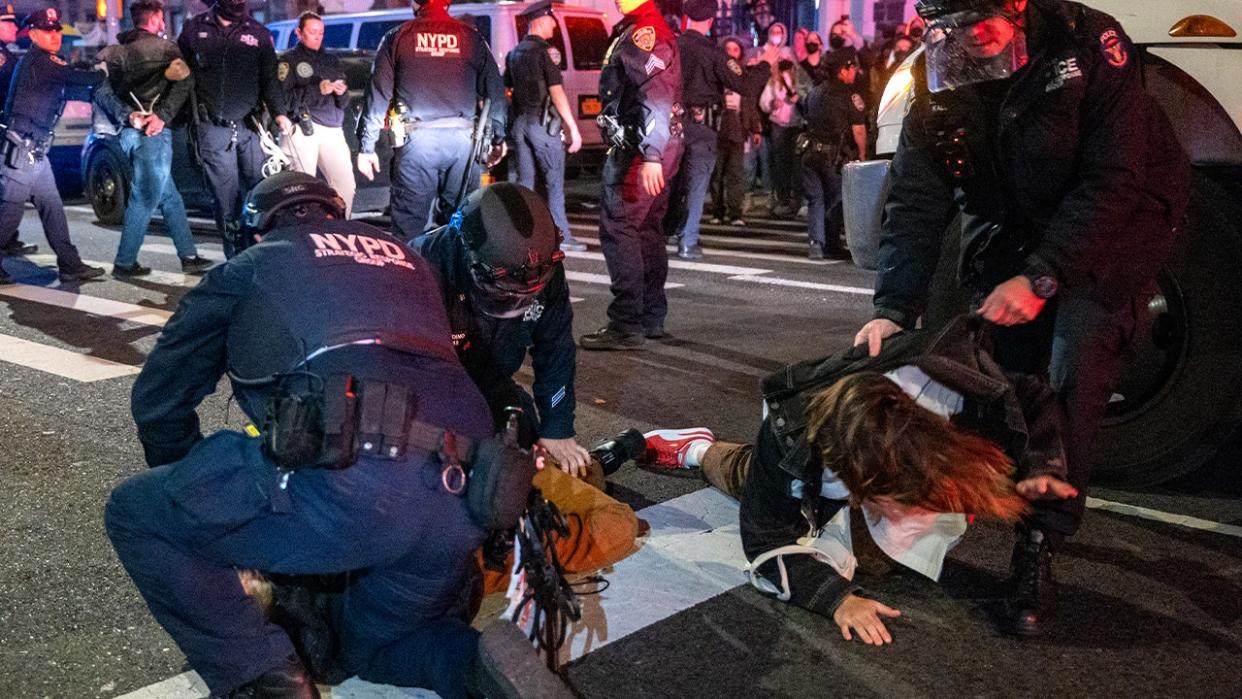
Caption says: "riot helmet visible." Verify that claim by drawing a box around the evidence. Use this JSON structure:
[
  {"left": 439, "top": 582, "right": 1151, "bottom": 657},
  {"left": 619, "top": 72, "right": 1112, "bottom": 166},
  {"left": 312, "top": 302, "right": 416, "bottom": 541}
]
[
  {"left": 240, "top": 171, "right": 346, "bottom": 236},
  {"left": 453, "top": 183, "right": 563, "bottom": 319},
  {"left": 916, "top": 0, "right": 1029, "bottom": 92}
]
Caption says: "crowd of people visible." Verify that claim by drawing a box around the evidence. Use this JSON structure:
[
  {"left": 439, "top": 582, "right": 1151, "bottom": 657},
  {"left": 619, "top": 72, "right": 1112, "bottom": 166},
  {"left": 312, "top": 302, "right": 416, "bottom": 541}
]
[{"left": 0, "top": 0, "right": 1191, "bottom": 697}]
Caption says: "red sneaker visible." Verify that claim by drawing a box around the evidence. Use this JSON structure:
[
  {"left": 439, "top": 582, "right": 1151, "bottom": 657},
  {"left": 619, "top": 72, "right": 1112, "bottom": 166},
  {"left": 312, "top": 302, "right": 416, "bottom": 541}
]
[{"left": 642, "top": 428, "right": 715, "bottom": 469}]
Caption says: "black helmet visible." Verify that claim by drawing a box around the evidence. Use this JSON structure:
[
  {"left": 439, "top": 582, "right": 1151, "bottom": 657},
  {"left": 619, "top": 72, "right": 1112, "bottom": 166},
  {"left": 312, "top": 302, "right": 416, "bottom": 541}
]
[
  {"left": 240, "top": 171, "right": 346, "bottom": 234},
  {"left": 453, "top": 182, "right": 563, "bottom": 318},
  {"left": 915, "top": 0, "right": 1007, "bottom": 20}
]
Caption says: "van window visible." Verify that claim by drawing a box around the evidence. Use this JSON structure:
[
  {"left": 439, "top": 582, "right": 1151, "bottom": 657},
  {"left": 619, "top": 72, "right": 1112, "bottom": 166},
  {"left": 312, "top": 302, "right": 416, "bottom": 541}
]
[
  {"left": 563, "top": 16, "right": 608, "bottom": 71},
  {"left": 512, "top": 16, "right": 567, "bottom": 70},
  {"left": 290, "top": 22, "right": 353, "bottom": 49},
  {"left": 358, "top": 20, "right": 405, "bottom": 50}
]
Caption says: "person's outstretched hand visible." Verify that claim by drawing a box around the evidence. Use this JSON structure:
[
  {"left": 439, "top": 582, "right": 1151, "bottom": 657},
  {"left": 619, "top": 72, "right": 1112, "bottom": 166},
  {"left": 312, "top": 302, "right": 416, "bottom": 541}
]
[
  {"left": 1016, "top": 475, "right": 1079, "bottom": 501},
  {"left": 834, "top": 593, "right": 902, "bottom": 645}
]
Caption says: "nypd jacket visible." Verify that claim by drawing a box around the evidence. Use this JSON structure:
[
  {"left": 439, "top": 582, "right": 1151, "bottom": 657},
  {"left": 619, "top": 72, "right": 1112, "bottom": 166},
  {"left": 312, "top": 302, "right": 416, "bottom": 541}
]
[
  {"left": 678, "top": 29, "right": 748, "bottom": 109},
  {"left": 599, "top": 2, "right": 682, "bottom": 162},
  {"left": 358, "top": 7, "right": 506, "bottom": 154},
  {"left": 3, "top": 47, "right": 101, "bottom": 139},
  {"left": 874, "top": 0, "right": 1190, "bottom": 329},
  {"left": 417, "top": 228, "right": 578, "bottom": 442},
  {"left": 94, "top": 29, "right": 193, "bottom": 130},
  {"left": 177, "top": 11, "right": 286, "bottom": 123},
  {"left": 278, "top": 43, "right": 351, "bottom": 128},
  {"left": 133, "top": 220, "right": 464, "bottom": 468},
  {"left": 744, "top": 316, "right": 1067, "bottom": 617}
]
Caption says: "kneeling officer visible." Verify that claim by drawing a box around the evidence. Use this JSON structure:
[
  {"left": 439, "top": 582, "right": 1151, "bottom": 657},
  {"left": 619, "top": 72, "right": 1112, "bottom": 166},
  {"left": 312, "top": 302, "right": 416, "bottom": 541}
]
[{"left": 105, "top": 172, "right": 568, "bottom": 698}]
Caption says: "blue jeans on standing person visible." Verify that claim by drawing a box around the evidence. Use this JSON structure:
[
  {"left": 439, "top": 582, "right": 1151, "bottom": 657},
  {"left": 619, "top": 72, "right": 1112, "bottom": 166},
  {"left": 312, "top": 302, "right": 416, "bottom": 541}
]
[{"left": 115, "top": 127, "right": 199, "bottom": 267}]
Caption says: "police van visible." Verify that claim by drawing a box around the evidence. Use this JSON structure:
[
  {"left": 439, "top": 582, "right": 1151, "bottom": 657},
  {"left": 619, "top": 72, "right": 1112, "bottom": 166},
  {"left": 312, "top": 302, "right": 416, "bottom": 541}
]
[
  {"left": 80, "top": 2, "right": 613, "bottom": 223},
  {"left": 265, "top": 2, "right": 614, "bottom": 151},
  {"left": 841, "top": 1, "right": 1242, "bottom": 487}
]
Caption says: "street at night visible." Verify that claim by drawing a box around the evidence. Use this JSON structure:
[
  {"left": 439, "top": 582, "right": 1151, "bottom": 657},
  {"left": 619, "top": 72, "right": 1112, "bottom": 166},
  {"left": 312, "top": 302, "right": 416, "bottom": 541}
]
[{"left": 2, "top": 200, "right": 1240, "bottom": 698}]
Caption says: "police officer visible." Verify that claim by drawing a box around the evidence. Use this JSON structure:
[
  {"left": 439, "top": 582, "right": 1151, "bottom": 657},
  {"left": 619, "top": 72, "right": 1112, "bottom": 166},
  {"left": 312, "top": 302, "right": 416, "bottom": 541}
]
[
  {"left": 505, "top": 1, "right": 586, "bottom": 253},
  {"left": 105, "top": 172, "right": 569, "bottom": 698},
  {"left": 357, "top": 0, "right": 506, "bottom": 243},
  {"left": 417, "top": 182, "right": 591, "bottom": 473},
  {"left": 799, "top": 49, "right": 867, "bottom": 260},
  {"left": 179, "top": 0, "right": 291, "bottom": 258},
  {"left": 93, "top": 0, "right": 212, "bottom": 277},
  {"left": 279, "top": 11, "right": 357, "bottom": 218},
  {"left": 0, "top": 8, "right": 104, "bottom": 284},
  {"left": 853, "top": 0, "right": 1190, "bottom": 635},
  {"left": 662, "top": 0, "right": 755, "bottom": 261},
  {"left": 579, "top": 0, "right": 682, "bottom": 351},
  {"left": 0, "top": 3, "right": 35, "bottom": 259}
]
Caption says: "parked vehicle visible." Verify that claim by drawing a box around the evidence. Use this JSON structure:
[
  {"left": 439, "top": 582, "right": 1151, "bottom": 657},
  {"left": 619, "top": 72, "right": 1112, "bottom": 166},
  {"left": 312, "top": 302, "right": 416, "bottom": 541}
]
[{"left": 841, "top": 1, "right": 1242, "bottom": 486}]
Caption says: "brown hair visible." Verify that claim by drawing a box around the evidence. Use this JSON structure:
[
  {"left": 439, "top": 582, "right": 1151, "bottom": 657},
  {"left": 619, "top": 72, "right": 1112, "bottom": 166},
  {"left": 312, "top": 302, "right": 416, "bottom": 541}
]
[
  {"left": 805, "top": 372, "right": 1028, "bottom": 522},
  {"left": 129, "top": 1, "right": 164, "bottom": 28}
]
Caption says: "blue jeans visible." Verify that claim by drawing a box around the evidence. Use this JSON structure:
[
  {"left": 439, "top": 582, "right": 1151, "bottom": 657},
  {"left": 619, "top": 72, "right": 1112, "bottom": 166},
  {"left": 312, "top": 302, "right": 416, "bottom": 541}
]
[{"left": 116, "top": 128, "right": 197, "bottom": 266}]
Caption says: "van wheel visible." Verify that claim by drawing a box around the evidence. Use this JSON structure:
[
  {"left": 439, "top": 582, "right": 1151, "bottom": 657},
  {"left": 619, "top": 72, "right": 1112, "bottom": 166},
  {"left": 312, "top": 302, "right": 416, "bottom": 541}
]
[
  {"left": 87, "top": 147, "right": 128, "bottom": 225},
  {"left": 1093, "top": 171, "right": 1242, "bottom": 486}
]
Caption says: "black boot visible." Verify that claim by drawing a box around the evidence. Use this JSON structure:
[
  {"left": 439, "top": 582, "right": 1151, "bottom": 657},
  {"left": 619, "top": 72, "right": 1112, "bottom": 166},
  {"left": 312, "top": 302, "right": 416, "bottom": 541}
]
[
  {"left": 214, "top": 654, "right": 319, "bottom": 698},
  {"left": 1006, "top": 528, "right": 1057, "bottom": 637}
]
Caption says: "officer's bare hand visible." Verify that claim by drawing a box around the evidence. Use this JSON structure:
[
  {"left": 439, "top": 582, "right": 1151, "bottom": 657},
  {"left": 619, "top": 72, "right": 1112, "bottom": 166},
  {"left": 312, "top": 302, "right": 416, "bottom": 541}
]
[
  {"left": 566, "top": 129, "right": 583, "bottom": 155},
  {"left": 538, "top": 437, "right": 592, "bottom": 478},
  {"left": 332, "top": 80, "right": 348, "bottom": 96},
  {"left": 357, "top": 152, "right": 380, "bottom": 181},
  {"left": 486, "top": 142, "right": 507, "bottom": 168},
  {"left": 319, "top": 79, "right": 334, "bottom": 96},
  {"left": 1016, "top": 475, "right": 1079, "bottom": 501},
  {"left": 853, "top": 318, "right": 901, "bottom": 357},
  {"left": 275, "top": 115, "right": 294, "bottom": 136},
  {"left": 144, "top": 114, "right": 166, "bottom": 137},
  {"left": 977, "top": 276, "right": 1046, "bottom": 326},
  {"left": 640, "top": 161, "right": 665, "bottom": 196},
  {"left": 833, "top": 593, "right": 901, "bottom": 645}
]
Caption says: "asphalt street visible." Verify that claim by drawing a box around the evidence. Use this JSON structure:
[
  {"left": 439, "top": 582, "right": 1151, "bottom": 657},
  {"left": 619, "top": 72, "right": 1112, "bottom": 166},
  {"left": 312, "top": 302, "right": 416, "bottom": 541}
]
[{"left": 0, "top": 200, "right": 1240, "bottom": 698}]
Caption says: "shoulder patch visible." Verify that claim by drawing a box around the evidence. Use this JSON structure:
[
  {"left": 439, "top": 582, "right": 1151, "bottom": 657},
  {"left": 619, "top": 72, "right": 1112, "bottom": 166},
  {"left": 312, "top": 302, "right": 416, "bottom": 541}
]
[
  {"left": 1099, "top": 28, "right": 1128, "bottom": 68},
  {"left": 851, "top": 93, "right": 866, "bottom": 112},
  {"left": 632, "top": 25, "right": 656, "bottom": 53},
  {"left": 50, "top": 54, "right": 67, "bottom": 66},
  {"left": 239, "top": 33, "right": 259, "bottom": 48},
  {"left": 547, "top": 46, "right": 561, "bottom": 65},
  {"left": 727, "top": 58, "right": 742, "bottom": 76},
  {"left": 277, "top": 61, "right": 289, "bottom": 81},
  {"left": 296, "top": 61, "right": 314, "bottom": 79}
]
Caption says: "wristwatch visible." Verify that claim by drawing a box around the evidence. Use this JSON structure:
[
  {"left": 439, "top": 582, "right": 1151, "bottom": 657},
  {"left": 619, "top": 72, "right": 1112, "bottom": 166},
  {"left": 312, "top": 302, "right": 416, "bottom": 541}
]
[{"left": 1025, "top": 273, "right": 1059, "bottom": 299}]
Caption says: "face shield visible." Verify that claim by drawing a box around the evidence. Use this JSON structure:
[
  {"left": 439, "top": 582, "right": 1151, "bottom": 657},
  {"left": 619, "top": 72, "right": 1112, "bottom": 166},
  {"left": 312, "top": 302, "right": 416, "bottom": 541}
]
[
  {"left": 923, "top": 9, "right": 1027, "bottom": 92},
  {"left": 467, "top": 252, "right": 561, "bottom": 319}
]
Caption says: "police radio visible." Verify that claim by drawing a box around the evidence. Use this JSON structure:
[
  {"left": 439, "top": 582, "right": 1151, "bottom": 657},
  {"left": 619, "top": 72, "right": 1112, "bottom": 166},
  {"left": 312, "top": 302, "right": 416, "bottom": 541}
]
[
  {"left": 297, "top": 109, "right": 314, "bottom": 137},
  {"left": 386, "top": 98, "right": 409, "bottom": 148}
]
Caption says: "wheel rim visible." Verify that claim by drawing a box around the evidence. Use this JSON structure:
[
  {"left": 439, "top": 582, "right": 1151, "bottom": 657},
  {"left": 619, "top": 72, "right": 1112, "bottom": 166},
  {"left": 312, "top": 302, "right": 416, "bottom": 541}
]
[
  {"left": 91, "top": 158, "right": 120, "bottom": 214},
  {"left": 1104, "top": 268, "right": 1189, "bottom": 423}
]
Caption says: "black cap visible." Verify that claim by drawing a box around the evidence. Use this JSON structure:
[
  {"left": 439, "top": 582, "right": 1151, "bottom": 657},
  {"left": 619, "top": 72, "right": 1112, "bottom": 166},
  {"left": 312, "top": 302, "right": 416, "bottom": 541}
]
[
  {"left": 824, "top": 47, "right": 858, "bottom": 74},
  {"left": 23, "top": 7, "right": 62, "bottom": 31},
  {"left": 683, "top": 0, "right": 715, "bottom": 22},
  {"left": 518, "top": 0, "right": 557, "bottom": 20},
  {"left": 0, "top": 4, "right": 17, "bottom": 23}
]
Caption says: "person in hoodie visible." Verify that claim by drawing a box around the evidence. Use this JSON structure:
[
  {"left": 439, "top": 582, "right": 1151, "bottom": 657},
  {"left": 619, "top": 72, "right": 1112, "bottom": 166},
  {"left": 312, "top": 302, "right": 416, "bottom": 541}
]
[
  {"left": 709, "top": 36, "right": 767, "bottom": 227},
  {"left": 94, "top": 0, "right": 212, "bottom": 278},
  {"left": 759, "top": 58, "right": 803, "bottom": 217}
]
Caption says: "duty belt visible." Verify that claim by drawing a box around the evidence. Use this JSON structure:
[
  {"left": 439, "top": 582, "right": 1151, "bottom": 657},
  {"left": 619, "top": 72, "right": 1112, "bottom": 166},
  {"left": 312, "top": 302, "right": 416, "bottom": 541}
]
[{"left": 403, "top": 116, "right": 472, "bottom": 130}]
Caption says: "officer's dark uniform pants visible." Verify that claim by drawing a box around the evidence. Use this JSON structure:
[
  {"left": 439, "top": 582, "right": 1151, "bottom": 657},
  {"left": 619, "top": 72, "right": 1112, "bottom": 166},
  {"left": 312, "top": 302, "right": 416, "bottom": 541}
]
[
  {"left": 800, "top": 149, "right": 843, "bottom": 252},
  {"left": 710, "top": 137, "right": 745, "bottom": 221},
  {"left": 989, "top": 290, "right": 1137, "bottom": 540},
  {"left": 598, "top": 141, "right": 683, "bottom": 333},
  {"left": 105, "top": 432, "right": 487, "bottom": 697},
  {"left": 512, "top": 115, "right": 572, "bottom": 237},
  {"left": 195, "top": 122, "right": 266, "bottom": 258},
  {"left": 0, "top": 157, "right": 86, "bottom": 270},
  {"left": 663, "top": 121, "right": 715, "bottom": 248},
  {"left": 391, "top": 126, "right": 474, "bottom": 244}
]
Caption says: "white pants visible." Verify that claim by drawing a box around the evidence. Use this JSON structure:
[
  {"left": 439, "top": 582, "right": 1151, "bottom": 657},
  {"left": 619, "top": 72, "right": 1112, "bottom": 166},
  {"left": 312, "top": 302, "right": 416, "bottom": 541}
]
[{"left": 283, "top": 124, "right": 356, "bottom": 218}]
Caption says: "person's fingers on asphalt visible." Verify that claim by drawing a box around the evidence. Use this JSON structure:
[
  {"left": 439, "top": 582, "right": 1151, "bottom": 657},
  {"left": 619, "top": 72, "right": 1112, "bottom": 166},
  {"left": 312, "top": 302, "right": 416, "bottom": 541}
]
[
  {"left": 839, "top": 622, "right": 852, "bottom": 641},
  {"left": 856, "top": 623, "right": 876, "bottom": 645},
  {"left": 873, "top": 619, "right": 892, "bottom": 644},
  {"left": 876, "top": 603, "right": 902, "bottom": 618}
]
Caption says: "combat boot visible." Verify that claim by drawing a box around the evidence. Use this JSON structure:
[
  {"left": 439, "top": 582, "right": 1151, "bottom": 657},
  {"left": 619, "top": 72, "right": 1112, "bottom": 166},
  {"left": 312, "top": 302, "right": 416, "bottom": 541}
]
[
  {"left": 212, "top": 654, "right": 319, "bottom": 698},
  {"left": 470, "top": 620, "right": 575, "bottom": 699},
  {"left": 1006, "top": 527, "right": 1057, "bottom": 636},
  {"left": 579, "top": 326, "right": 645, "bottom": 351}
]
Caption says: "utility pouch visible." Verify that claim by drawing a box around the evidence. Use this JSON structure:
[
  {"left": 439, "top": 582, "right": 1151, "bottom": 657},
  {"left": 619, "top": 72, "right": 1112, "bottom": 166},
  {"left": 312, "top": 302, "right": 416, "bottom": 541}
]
[
  {"left": 261, "top": 373, "right": 358, "bottom": 470},
  {"left": 465, "top": 411, "right": 536, "bottom": 530},
  {"left": 3, "top": 131, "right": 31, "bottom": 169},
  {"left": 794, "top": 132, "right": 811, "bottom": 157}
]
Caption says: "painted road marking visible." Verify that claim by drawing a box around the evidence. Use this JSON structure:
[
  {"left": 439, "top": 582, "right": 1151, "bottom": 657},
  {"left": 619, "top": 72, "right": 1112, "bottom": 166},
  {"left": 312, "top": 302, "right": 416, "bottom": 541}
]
[
  {"left": 0, "top": 333, "right": 141, "bottom": 381},
  {"left": 572, "top": 235, "right": 843, "bottom": 267},
  {"left": 562, "top": 249, "right": 771, "bottom": 277},
  {"left": 1085, "top": 497, "right": 1242, "bottom": 538},
  {"left": 566, "top": 270, "right": 684, "bottom": 290},
  {"left": 141, "top": 242, "right": 227, "bottom": 262},
  {"left": 0, "top": 284, "right": 171, "bottom": 326},
  {"left": 730, "top": 274, "right": 874, "bottom": 297},
  {"left": 27, "top": 254, "right": 202, "bottom": 288}
]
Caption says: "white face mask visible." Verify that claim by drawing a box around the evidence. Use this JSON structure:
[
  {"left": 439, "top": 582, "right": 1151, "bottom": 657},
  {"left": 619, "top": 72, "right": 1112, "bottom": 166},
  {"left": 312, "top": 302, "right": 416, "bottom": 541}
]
[{"left": 768, "top": 33, "right": 783, "bottom": 46}]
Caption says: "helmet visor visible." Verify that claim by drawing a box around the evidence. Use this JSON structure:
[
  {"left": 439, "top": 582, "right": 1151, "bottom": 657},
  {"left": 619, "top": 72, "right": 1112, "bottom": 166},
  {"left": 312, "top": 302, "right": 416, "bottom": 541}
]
[
  {"left": 923, "top": 10, "right": 1027, "bottom": 92},
  {"left": 469, "top": 281, "right": 541, "bottom": 319}
]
